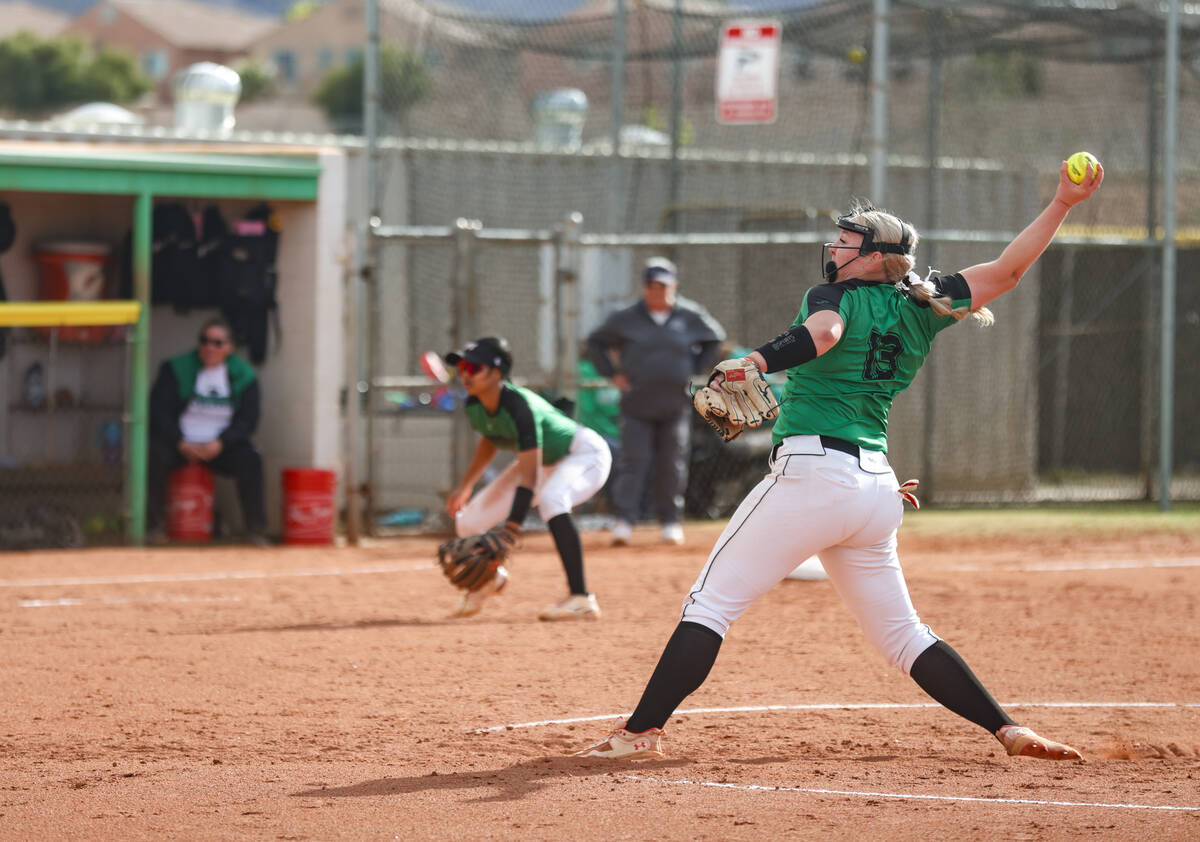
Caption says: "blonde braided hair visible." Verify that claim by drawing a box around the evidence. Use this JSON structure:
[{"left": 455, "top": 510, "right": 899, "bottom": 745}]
[{"left": 844, "top": 201, "right": 995, "bottom": 326}]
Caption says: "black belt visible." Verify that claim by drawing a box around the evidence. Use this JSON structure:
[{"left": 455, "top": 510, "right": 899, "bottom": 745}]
[{"left": 771, "top": 435, "right": 860, "bottom": 462}]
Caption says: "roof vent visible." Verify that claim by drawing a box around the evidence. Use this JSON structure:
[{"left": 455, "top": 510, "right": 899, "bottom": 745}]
[
  {"left": 174, "top": 62, "right": 241, "bottom": 134},
  {"left": 530, "top": 88, "right": 588, "bottom": 151}
]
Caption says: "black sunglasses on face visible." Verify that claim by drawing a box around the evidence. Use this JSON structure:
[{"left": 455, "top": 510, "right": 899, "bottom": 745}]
[{"left": 199, "top": 336, "right": 230, "bottom": 347}]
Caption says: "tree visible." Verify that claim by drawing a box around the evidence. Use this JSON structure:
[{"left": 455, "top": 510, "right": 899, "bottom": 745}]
[
  {"left": 233, "top": 59, "right": 277, "bottom": 104},
  {"left": 313, "top": 46, "right": 431, "bottom": 133},
  {"left": 86, "top": 48, "right": 151, "bottom": 103},
  {"left": 285, "top": 1, "right": 320, "bottom": 23},
  {"left": 0, "top": 33, "right": 149, "bottom": 114},
  {"left": 961, "top": 50, "right": 1043, "bottom": 99}
]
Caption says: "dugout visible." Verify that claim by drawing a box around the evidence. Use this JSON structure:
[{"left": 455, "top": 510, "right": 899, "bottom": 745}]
[{"left": 0, "top": 142, "right": 347, "bottom": 545}]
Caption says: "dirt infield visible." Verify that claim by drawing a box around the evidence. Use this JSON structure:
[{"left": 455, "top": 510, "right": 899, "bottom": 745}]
[{"left": 2, "top": 522, "right": 1199, "bottom": 840}]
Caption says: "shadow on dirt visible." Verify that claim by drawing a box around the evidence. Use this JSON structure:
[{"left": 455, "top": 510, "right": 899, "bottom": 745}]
[
  {"left": 216, "top": 616, "right": 533, "bottom": 633},
  {"left": 292, "top": 755, "right": 693, "bottom": 803}
]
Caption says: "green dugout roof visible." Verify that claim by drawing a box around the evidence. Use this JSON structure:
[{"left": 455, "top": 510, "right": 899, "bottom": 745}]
[
  {"left": 0, "top": 144, "right": 320, "bottom": 200},
  {"left": 0, "top": 141, "right": 324, "bottom": 545}
]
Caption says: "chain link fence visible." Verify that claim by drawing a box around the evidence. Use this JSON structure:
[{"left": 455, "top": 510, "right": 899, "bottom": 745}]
[
  {"left": 375, "top": 1, "right": 1200, "bottom": 219},
  {"left": 360, "top": 1, "right": 1200, "bottom": 532},
  {"left": 365, "top": 219, "right": 1199, "bottom": 532},
  {"left": 0, "top": 325, "right": 129, "bottom": 549}
]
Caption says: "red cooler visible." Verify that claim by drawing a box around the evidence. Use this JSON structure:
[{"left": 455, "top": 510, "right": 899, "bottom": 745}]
[
  {"left": 282, "top": 468, "right": 337, "bottom": 545},
  {"left": 167, "top": 463, "right": 214, "bottom": 542},
  {"left": 34, "top": 241, "right": 115, "bottom": 342}
]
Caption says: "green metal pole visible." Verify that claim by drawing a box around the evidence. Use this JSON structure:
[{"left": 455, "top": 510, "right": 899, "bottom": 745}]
[{"left": 127, "top": 192, "right": 152, "bottom": 543}]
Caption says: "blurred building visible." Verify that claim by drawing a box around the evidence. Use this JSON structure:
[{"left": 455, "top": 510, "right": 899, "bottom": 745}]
[
  {"left": 249, "top": 0, "right": 482, "bottom": 97},
  {"left": 250, "top": 0, "right": 519, "bottom": 136},
  {"left": 62, "top": 0, "right": 279, "bottom": 100},
  {"left": 519, "top": 0, "right": 721, "bottom": 113},
  {"left": 0, "top": 0, "right": 69, "bottom": 38}
]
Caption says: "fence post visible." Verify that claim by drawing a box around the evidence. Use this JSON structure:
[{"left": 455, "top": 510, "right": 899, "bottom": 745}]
[
  {"left": 1158, "top": 0, "right": 1180, "bottom": 511},
  {"left": 450, "top": 218, "right": 481, "bottom": 486},
  {"left": 1140, "top": 250, "right": 1160, "bottom": 500},
  {"left": 554, "top": 213, "right": 583, "bottom": 402},
  {"left": 344, "top": 222, "right": 367, "bottom": 544},
  {"left": 1050, "top": 248, "right": 1076, "bottom": 476}
]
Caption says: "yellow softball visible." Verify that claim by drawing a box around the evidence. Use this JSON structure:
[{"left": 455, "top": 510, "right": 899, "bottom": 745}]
[{"left": 1067, "top": 151, "right": 1099, "bottom": 184}]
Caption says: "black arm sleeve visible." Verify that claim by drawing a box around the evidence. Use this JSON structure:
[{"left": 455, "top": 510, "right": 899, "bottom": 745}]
[
  {"left": 500, "top": 387, "right": 540, "bottom": 452},
  {"left": 754, "top": 325, "right": 817, "bottom": 373},
  {"left": 936, "top": 272, "right": 971, "bottom": 302},
  {"left": 219, "top": 379, "right": 261, "bottom": 447}
]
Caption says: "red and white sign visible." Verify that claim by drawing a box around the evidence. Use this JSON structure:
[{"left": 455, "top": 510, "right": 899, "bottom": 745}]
[{"left": 716, "top": 20, "right": 782, "bottom": 125}]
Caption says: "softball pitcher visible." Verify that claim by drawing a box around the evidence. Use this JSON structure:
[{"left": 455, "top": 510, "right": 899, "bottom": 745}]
[
  {"left": 444, "top": 337, "right": 611, "bottom": 620},
  {"left": 575, "top": 158, "right": 1103, "bottom": 760}
]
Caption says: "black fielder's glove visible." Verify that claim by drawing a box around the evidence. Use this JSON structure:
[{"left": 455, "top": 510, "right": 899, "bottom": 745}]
[{"left": 436, "top": 524, "right": 516, "bottom": 592}]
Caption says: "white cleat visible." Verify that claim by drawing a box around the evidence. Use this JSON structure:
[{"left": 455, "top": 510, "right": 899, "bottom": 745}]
[
  {"left": 996, "top": 725, "right": 1084, "bottom": 761},
  {"left": 451, "top": 566, "right": 508, "bottom": 618},
  {"left": 661, "top": 523, "right": 684, "bottom": 545},
  {"left": 572, "top": 724, "right": 664, "bottom": 759},
  {"left": 537, "top": 593, "right": 601, "bottom": 621},
  {"left": 610, "top": 520, "right": 633, "bottom": 546}
]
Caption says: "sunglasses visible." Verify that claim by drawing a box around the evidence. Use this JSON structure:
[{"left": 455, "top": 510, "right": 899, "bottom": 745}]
[
  {"left": 199, "top": 336, "right": 230, "bottom": 347},
  {"left": 456, "top": 360, "right": 485, "bottom": 376}
]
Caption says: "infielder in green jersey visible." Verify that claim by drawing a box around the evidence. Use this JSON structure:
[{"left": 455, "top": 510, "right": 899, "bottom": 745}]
[
  {"left": 575, "top": 158, "right": 1103, "bottom": 761},
  {"left": 443, "top": 337, "right": 611, "bottom": 621}
]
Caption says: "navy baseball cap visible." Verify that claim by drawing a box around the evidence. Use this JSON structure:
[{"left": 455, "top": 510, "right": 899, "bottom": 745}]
[
  {"left": 643, "top": 257, "right": 678, "bottom": 285},
  {"left": 445, "top": 336, "right": 512, "bottom": 375}
]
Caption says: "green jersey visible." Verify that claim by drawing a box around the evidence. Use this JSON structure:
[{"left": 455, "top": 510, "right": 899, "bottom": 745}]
[
  {"left": 575, "top": 357, "right": 622, "bottom": 441},
  {"left": 465, "top": 383, "right": 578, "bottom": 465},
  {"left": 771, "top": 273, "right": 971, "bottom": 452}
]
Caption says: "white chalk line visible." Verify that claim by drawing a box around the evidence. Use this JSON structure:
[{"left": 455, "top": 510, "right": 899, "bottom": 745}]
[
  {"left": 951, "top": 557, "right": 1200, "bottom": 572},
  {"left": 620, "top": 774, "right": 1200, "bottom": 813},
  {"left": 4, "top": 555, "right": 1192, "bottom": 589},
  {"left": 20, "top": 594, "right": 247, "bottom": 608},
  {"left": 472, "top": 701, "right": 1200, "bottom": 734},
  {"left": 0, "top": 561, "right": 434, "bottom": 589}
]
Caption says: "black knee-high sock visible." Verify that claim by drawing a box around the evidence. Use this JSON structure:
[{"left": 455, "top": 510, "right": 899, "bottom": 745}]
[
  {"left": 625, "top": 621, "right": 723, "bottom": 733},
  {"left": 547, "top": 513, "right": 587, "bottom": 595},
  {"left": 909, "top": 640, "right": 1015, "bottom": 734}
]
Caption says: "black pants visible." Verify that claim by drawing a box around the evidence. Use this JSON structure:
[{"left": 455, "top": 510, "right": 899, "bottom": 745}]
[
  {"left": 612, "top": 412, "right": 690, "bottom": 526},
  {"left": 148, "top": 436, "right": 266, "bottom": 534}
]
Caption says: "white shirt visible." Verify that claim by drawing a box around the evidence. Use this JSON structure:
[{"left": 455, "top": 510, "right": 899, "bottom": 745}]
[{"left": 179, "top": 365, "right": 234, "bottom": 443}]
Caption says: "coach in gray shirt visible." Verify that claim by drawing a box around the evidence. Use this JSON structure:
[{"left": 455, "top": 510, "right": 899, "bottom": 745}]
[{"left": 586, "top": 257, "right": 726, "bottom": 546}]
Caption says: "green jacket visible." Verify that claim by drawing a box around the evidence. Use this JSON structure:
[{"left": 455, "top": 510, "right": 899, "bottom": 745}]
[
  {"left": 150, "top": 350, "right": 260, "bottom": 446},
  {"left": 167, "top": 350, "right": 257, "bottom": 405}
]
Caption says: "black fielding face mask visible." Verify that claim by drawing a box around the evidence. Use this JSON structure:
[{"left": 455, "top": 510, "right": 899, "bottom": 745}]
[
  {"left": 822, "top": 214, "right": 911, "bottom": 282},
  {"left": 822, "top": 254, "right": 859, "bottom": 282}
]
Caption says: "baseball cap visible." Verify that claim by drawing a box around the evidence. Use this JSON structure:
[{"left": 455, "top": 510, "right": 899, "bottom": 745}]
[
  {"left": 444, "top": 336, "right": 513, "bottom": 375},
  {"left": 643, "top": 257, "right": 678, "bottom": 285}
]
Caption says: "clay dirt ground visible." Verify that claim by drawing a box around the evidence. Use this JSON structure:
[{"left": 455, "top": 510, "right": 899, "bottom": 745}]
[{"left": 1, "top": 522, "right": 1199, "bottom": 841}]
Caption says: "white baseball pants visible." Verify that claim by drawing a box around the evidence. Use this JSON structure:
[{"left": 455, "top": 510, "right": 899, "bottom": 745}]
[
  {"left": 680, "top": 434, "right": 938, "bottom": 675},
  {"left": 456, "top": 426, "right": 612, "bottom": 536}
]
